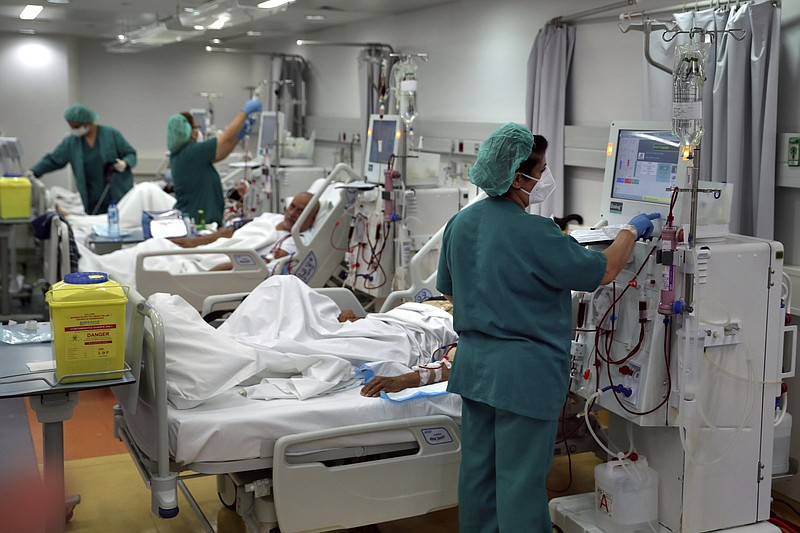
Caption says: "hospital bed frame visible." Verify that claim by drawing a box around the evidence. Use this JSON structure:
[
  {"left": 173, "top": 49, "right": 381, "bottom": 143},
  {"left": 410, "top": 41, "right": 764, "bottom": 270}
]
[
  {"left": 133, "top": 163, "right": 359, "bottom": 311},
  {"left": 112, "top": 287, "right": 461, "bottom": 533}
]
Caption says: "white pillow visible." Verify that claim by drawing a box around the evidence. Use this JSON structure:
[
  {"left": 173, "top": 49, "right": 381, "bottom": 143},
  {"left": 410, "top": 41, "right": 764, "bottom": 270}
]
[{"left": 148, "top": 292, "right": 258, "bottom": 409}]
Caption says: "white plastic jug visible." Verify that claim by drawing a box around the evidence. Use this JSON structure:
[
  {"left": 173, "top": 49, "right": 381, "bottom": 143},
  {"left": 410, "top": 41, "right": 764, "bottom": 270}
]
[{"left": 595, "top": 456, "right": 659, "bottom": 533}]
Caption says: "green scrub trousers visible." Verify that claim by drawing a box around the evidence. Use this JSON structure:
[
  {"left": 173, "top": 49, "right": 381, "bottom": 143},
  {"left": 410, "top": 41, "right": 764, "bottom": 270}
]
[{"left": 459, "top": 396, "right": 558, "bottom": 533}]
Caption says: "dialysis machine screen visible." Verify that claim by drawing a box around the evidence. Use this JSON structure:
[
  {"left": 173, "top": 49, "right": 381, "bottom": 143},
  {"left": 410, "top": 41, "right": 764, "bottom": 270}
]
[
  {"left": 598, "top": 122, "right": 686, "bottom": 230},
  {"left": 364, "top": 115, "right": 400, "bottom": 183},
  {"left": 257, "top": 112, "right": 284, "bottom": 157},
  {"left": 190, "top": 109, "right": 207, "bottom": 137}
]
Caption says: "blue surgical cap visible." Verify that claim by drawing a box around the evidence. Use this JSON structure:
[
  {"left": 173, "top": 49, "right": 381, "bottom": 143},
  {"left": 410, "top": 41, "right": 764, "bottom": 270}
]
[
  {"left": 63, "top": 103, "right": 98, "bottom": 124},
  {"left": 167, "top": 114, "right": 192, "bottom": 153},
  {"left": 469, "top": 122, "right": 534, "bottom": 197}
]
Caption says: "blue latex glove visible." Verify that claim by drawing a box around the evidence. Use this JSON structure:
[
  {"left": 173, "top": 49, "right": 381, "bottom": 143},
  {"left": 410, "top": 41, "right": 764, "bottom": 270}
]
[
  {"left": 242, "top": 98, "right": 262, "bottom": 115},
  {"left": 237, "top": 115, "right": 256, "bottom": 140},
  {"left": 628, "top": 212, "right": 661, "bottom": 239}
]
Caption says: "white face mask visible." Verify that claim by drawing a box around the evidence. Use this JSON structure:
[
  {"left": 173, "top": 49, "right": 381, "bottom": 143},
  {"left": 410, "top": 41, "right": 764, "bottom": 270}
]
[
  {"left": 522, "top": 167, "right": 556, "bottom": 205},
  {"left": 70, "top": 126, "right": 90, "bottom": 137}
]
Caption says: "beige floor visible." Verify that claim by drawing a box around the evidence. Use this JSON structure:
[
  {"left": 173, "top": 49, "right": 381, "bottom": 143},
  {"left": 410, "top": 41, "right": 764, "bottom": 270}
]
[{"left": 52, "top": 450, "right": 600, "bottom": 533}]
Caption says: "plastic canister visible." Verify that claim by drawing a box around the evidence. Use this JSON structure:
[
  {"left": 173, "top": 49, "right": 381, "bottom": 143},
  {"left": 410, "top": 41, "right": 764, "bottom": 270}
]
[
  {"left": 595, "top": 457, "right": 659, "bottom": 533},
  {"left": 0, "top": 176, "right": 31, "bottom": 219},
  {"left": 45, "top": 272, "right": 128, "bottom": 384},
  {"left": 773, "top": 412, "right": 792, "bottom": 475}
]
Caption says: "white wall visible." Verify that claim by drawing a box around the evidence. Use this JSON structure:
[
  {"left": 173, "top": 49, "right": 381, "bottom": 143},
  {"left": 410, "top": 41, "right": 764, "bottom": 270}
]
[{"left": 0, "top": 33, "right": 75, "bottom": 189}]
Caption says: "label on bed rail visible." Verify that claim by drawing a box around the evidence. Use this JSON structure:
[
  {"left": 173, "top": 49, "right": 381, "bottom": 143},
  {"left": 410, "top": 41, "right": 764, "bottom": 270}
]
[
  {"left": 232, "top": 253, "right": 257, "bottom": 266},
  {"left": 421, "top": 427, "right": 454, "bottom": 446},
  {"left": 294, "top": 251, "right": 317, "bottom": 283}
]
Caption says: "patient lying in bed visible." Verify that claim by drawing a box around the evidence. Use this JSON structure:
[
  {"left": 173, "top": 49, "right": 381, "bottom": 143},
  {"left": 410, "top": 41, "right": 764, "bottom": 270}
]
[
  {"left": 148, "top": 275, "right": 459, "bottom": 409},
  {"left": 75, "top": 191, "right": 319, "bottom": 288}
]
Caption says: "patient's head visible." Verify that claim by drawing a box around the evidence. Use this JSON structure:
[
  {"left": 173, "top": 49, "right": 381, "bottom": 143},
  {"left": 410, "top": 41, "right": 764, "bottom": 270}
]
[{"left": 280, "top": 191, "right": 319, "bottom": 232}]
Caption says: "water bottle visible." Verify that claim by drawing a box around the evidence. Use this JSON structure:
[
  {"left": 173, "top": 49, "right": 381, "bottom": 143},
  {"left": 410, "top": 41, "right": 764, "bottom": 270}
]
[
  {"left": 107, "top": 200, "right": 120, "bottom": 239},
  {"left": 672, "top": 51, "right": 705, "bottom": 148},
  {"left": 196, "top": 209, "right": 206, "bottom": 231}
]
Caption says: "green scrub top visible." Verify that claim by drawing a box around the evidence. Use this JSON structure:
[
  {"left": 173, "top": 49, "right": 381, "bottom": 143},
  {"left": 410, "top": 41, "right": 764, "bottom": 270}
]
[
  {"left": 30, "top": 125, "right": 137, "bottom": 214},
  {"left": 170, "top": 138, "right": 224, "bottom": 226},
  {"left": 437, "top": 197, "right": 606, "bottom": 420}
]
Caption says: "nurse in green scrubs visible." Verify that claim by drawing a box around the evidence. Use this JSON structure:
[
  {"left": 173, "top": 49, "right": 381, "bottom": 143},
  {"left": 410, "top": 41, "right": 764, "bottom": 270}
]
[
  {"left": 166, "top": 98, "right": 262, "bottom": 227},
  {"left": 436, "top": 123, "right": 658, "bottom": 532},
  {"left": 26, "top": 103, "right": 137, "bottom": 215}
]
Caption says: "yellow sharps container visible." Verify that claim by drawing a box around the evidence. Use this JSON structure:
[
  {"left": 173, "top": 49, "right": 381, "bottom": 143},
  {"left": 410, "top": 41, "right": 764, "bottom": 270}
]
[
  {"left": 45, "top": 272, "right": 128, "bottom": 383},
  {"left": 0, "top": 176, "right": 32, "bottom": 219}
]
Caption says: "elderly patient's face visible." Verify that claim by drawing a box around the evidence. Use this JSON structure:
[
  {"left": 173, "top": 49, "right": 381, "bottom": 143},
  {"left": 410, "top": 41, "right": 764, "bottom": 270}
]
[{"left": 283, "top": 192, "right": 319, "bottom": 232}]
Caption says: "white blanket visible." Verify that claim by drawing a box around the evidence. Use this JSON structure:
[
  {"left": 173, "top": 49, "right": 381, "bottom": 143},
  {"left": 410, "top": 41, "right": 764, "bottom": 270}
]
[
  {"left": 78, "top": 212, "right": 281, "bottom": 289},
  {"left": 148, "top": 275, "right": 458, "bottom": 408}
]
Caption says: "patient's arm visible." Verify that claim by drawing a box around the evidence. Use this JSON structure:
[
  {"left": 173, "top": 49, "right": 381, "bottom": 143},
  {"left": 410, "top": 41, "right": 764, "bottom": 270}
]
[
  {"left": 360, "top": 363, "right": 452, "bottom": 397},
  {"left": 361, "top": 373, "right": 421, "bottom": 397},
  {"left": 171, "top": 227, "right": 235, "bottom": 248}
]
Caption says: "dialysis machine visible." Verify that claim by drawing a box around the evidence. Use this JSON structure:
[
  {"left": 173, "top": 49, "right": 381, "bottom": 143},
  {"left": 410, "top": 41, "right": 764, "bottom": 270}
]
[{"left": 550, "top": 121, "right": 796, "bottom": 532}]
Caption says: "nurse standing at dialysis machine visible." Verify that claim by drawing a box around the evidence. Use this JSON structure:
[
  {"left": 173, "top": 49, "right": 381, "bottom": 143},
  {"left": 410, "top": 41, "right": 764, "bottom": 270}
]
[
  {"left": 435, "top": 123, "right": 659, "bottom": 532},
  {"left": 166, "top": 97, "right": 262, "bottom": 227},
  {"left": 25, "top": 103, "right": 137, "bottom": 215}
]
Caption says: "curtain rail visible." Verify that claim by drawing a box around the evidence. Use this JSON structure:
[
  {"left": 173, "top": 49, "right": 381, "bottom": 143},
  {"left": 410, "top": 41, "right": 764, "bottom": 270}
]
[
  {"left": 619, "top": 0, "right": 780, "bottom": 21},
  {"left": 557, "top": 0, "right": 779, "bottom": 27},
  {"left": 548, "top": 0, "right": 638, "bottom": 27}
]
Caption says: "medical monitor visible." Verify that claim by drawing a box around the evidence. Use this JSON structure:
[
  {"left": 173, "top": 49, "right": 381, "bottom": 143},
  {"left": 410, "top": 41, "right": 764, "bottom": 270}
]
[
  {"left": 256, "top": 111, "right": 285, "bottom": 158},
  {"left": 364, "top": 114, "right": 401, "bottom": 183},
  {"left": 598, "top": 121, "right": 688, "bottom": 233},
  {"left": 190, "top": 109, "right": 207, "bottom": 137}
]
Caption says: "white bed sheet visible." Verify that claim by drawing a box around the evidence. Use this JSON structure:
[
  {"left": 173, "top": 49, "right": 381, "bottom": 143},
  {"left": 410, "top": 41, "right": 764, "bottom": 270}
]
[{"left": 168, "top": 384, "right": 462, "bottom": 464}]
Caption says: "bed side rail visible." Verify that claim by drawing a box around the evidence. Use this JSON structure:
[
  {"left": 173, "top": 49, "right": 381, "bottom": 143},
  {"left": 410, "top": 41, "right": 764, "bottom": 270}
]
[
  {"left": 114, "top": 288, "right": 179, "bottom": 518},
  {"left": 380, "top": 191, "right": 487, "bottom": 312},
  {"left": 272, "top": 414, "right": 460, "bottom": 533},
  {"left": 380, "top": 223, "right": 445, "bottom": 313},
  {"left": 135, "top": 247, "right": 269, "bottom": 310}
]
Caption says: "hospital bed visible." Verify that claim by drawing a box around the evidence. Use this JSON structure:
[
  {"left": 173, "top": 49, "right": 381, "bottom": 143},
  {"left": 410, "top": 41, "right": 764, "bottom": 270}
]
[
  {"left": 133, "top": 163, "right": 359, "bottom": 311},
  {"left": 112, "top": 285, "right": 461, "bottom": 533}
]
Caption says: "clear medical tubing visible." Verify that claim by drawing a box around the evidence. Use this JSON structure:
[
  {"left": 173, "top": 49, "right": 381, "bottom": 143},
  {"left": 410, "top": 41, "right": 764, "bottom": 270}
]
[
  {"left": 672, "top": 43, "right": 707, "bottom": 148},
  {"left": 658, "top": 225, "right": 677, "bottom": 315}
]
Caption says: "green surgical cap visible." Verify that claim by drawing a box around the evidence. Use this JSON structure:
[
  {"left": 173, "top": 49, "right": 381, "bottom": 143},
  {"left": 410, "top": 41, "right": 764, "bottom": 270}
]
[
  {"left": 63, "top": 103, "right": 98, "bottom": 124},
  {"left": 167, "top": 114, "right": 192, "bottom": 153},
  {"left": 469, "top": 122, "right": 534, "bottom": 197}
]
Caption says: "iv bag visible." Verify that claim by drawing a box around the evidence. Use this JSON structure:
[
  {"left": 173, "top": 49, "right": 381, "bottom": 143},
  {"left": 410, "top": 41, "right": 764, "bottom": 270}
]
[{"left": 672, "top": 42, "right": 709, "bottom": 148}]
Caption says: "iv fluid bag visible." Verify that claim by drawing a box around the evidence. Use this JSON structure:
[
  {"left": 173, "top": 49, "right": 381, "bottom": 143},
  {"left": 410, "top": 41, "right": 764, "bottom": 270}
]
[
  {"left": 672, "top": 43, "right": 708, "bottom": 148},
  {"left": 400, "top": 79, "right": 418, "bottom": 126}
]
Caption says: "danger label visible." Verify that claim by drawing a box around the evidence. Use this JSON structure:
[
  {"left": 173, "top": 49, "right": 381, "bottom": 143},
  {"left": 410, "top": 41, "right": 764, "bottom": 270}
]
[{"left": 63, "top": 323, "right": 119, "bottom": 361}]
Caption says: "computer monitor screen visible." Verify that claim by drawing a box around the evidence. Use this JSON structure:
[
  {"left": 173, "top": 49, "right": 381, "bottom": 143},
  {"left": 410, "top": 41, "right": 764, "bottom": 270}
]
[
  {"left": 364, "top": 115, "right": 400, "bottom": 183},
  {"left": 611, "top": 129, "right": 679, "bottom": 204},
  {"left": 190, "top": 109, "right": 207, "bottom": 137},
  {"left": 257, "top": 111, "right": 284, "bottom": 157},
  {"left": 598, "top": 121, "right": 688, "bottom": 232}
]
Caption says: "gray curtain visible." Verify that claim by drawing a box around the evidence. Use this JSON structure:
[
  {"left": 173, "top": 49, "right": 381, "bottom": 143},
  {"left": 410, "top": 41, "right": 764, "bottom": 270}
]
[
  {"left": 525, "top": 24, "right": 575, "bottom": 218},
  {"left": 644, "top": 0, "right": 780, "bottom": 238},
  {"left": 276, "top": 56, "right": 308, "bottom": 138}
]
